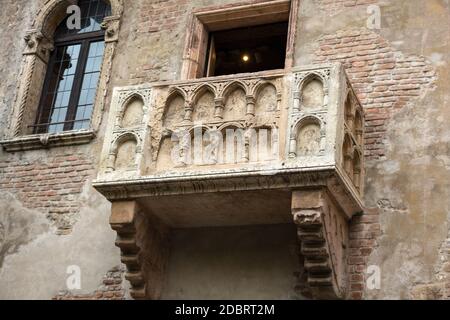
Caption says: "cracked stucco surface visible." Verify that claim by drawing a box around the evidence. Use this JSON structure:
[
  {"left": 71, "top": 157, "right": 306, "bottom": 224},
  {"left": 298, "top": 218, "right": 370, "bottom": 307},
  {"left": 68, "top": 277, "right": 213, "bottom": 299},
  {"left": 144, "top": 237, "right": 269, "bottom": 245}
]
[
  {"left": 0, "top": 182, "right": 120, "bottom": 299},
  {"left": 0, "top": 0, "right": 449, "bottom": 299},
  {"left": 297, "top": 0, "right": 450, "bottom": 298}
]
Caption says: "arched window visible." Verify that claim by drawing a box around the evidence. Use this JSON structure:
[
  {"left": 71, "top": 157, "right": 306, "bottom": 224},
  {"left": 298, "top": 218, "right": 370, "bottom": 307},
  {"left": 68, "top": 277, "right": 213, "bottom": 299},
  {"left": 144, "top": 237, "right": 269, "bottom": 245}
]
[{"left": 34, "top": 0, "right": 111, "bottom": 134}]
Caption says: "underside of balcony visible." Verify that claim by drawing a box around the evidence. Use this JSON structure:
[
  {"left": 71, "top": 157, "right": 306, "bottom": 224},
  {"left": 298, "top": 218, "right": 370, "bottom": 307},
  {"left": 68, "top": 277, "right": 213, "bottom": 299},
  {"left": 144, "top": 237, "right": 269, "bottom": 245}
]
[{"left": 94, "top": 63, "right": 365, "bottom": 300}]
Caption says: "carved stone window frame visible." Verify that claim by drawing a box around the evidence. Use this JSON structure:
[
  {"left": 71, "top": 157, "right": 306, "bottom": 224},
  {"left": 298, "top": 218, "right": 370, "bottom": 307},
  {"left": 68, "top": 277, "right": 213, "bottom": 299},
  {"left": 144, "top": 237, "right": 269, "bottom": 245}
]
[
  {"left": 1, "top": 0, "right": 123, "bottom": 152},
  {"left": 180, "top": 0, "right": 299, "bottom": 80}
]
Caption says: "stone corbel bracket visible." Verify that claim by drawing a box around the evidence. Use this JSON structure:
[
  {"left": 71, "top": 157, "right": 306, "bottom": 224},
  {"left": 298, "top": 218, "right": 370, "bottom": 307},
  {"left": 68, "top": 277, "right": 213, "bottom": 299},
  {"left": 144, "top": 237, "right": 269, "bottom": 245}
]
[
  {"left": 110, "top": 201, "right": 146, "bottom": 299},
  {"left": 110, "top": 201, "right": 169, "bottom": 300},
  {"left": 292, "top": 189, "right": 350, "bottom": 299}
]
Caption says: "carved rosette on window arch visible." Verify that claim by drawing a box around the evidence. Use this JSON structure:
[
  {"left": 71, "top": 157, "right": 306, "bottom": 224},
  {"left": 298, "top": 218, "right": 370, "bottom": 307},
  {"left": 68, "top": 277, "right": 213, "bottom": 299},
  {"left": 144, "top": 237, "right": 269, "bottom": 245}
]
[
  {"left": 288, "top": 68, "right": 331, "bottom": 159},
  {"left": 155, "top": 75, "right": 283, "bottom": 171},
  {"left": 341, "top": 85, "right": 364, "bottom": 194},
  {"left": 103, "top": 88, "right": 152, "bottom": 177},
  {"left": 8, "top": 0, "right": 123, "bottom": 139}
]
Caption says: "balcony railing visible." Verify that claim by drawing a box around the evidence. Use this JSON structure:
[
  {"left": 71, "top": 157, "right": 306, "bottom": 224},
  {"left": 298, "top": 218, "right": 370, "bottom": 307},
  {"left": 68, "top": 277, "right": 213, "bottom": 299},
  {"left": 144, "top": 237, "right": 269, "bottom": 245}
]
[
  {"left": 94, "top": 63, "right": 366, "bottom": 300},
  {"left": 96, "top": 63, "right": 364, "bottom": 197}
]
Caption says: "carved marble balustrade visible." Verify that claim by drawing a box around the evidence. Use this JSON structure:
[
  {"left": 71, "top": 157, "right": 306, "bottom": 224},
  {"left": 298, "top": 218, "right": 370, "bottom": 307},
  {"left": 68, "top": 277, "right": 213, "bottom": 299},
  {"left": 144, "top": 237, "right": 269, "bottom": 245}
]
[{"left": 93, "top": 63, "right": 365, "bottom": 300}]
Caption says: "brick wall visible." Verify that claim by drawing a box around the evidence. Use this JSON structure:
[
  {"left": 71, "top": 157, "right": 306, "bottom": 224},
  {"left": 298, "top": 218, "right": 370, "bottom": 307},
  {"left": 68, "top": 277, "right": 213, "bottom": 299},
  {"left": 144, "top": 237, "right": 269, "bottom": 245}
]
[
  {"left": 314, "top": 27, "right": 436, "bottom": 299},
  {"left": 53, "top": 266, "right": 126, "bottom": 300},
  {"left": 138, "top": 0, "right": 188, "bottom": 33},
  {"left": 124, "top": 0, "right": 190, "bottom": 84},
  {"left": 315, "top": 0, "right": 378, "bottom": 14},
  {"left": 0, "top": 153, "right": 95, "bottom": 234},
  {"left": 315, "top": 28, "right": 436, "bottom": 160},
  {"left": 1, "top": 0, "right": 442, "bottom": 301},
  {"left": 347, "top": 208, "right": 380, "bottom": 299}
]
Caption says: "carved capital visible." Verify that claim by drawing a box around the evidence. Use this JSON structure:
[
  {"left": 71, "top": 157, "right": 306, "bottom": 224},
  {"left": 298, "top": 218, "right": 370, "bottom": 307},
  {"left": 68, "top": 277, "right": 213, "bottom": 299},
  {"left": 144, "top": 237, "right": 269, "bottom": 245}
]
[
  {"left": 23, "top": 30, "right": 53, "bottom": 61},
  {"left": 102, "top": 15, "right": 121, "bottom": 43}
]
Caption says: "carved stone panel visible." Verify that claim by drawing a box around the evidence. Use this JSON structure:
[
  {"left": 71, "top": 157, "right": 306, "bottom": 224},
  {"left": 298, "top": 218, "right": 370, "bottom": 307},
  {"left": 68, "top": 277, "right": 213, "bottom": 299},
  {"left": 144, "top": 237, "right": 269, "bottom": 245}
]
[
  {"left": 146, "top": 74, "right": 284, "bottom": 172},
  {"left": 122, "top": 97, "right": 144, "bottom": 128},
  {"left": 341, "top": 82, "right": 365, "bottom": 195},
  {"left": 288, "top": 67, "right": 332, "bottom": 163},
  {"left": 164, "top": 94, "right": 185, "bottom": 128},
  {"left": 223, "top": 87, "right": 247, "bottom": 121},
  {"left": 302, "top": 79, "right": 324, "bottom": 110},
  {"left": 115, "top": 139, "right": 138, "bottom": 171},
  {"left": 255, "top": 83, "right": 278, "bottom": 113},
  {"left": 192, "top": 89, "right": 215, "bottom": 123},
  {"left": 297, "top": 123, "right": 321, "bottom": 156},
  {"left": 98, "top": 86, "right": 152, "bottom": 178}
]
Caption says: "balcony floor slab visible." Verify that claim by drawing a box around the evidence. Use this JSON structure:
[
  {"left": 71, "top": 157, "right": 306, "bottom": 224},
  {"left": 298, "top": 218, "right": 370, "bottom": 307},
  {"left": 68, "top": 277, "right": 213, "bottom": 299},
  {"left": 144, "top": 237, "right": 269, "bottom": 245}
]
[{"left": 138, "top": 188, "right": 292, "bottom": 228}]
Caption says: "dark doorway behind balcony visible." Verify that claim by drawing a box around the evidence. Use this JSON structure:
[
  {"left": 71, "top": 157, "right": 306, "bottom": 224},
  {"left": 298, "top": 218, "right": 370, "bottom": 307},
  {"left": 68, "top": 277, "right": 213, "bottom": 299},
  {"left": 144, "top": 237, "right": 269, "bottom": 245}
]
[{"left": 206, "top": 22, "right": 289, "bottom": 77}]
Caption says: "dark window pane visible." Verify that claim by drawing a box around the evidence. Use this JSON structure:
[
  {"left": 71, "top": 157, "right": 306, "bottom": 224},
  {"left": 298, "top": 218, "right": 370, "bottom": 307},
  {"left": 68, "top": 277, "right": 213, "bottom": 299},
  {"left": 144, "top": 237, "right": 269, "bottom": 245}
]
[
  {"left": 84, "top": 105, "right": 94, "bottom": 119},
  {"left": 87, "top": 89, "right": 96, "bottom": 104},
  {"left": 92, "top": 57, "right": 102, "bottom": 72},
  {"left": 76, "top": 106, "right": 86, "bottom": 120},
  {"left": 35, "top": 44, "right": 81, "bottom": 133},
  {"left": 54, "top": 0, "right": 111, "bottom": 39},
  {"left": 73, "top": 40, "right": 105, "bottom": 128},
  {"left": 35, "top": 0, "right": 110, "bottom": 134},
  {"left": 88, "top": 42, "right": 98, "bottom": 56}
]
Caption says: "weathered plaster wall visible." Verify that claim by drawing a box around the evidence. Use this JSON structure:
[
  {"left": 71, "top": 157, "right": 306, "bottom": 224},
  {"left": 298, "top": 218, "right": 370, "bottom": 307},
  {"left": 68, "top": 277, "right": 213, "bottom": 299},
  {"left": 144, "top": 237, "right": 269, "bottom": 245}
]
[
  {"left": 295, "top": 0, "right": 449, "bottom": 299},
  {"left": 0, "top": 0, "right": 449, "bottom": 300},
  {"left": 162, "top": 224, "right": 302, "bottom": 300},
  {"left": 0, "top": 182, "right": 121, "bottom": 299},
  {"left": 0, "top": 0, "right": 39, "bottom": 139},
  {"left": 0, "top": 0, "right": 123, "bottom": 299},
  {"left": 110, "top": 0, "right": 250, "bottom": 87}
]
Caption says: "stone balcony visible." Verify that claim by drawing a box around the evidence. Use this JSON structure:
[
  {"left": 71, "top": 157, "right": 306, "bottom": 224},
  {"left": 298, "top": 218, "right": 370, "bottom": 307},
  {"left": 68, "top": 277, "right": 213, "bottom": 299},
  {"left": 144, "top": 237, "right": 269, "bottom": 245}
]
[{"left": 93, "top": 63, "right": 365, "bottom": 300}]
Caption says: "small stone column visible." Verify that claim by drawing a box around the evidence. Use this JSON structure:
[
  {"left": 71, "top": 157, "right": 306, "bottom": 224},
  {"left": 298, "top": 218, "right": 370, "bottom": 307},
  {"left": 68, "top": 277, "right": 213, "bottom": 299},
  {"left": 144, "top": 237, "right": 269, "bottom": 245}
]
[
  {"left": 246, "top": 95, "right": 256, "bottom": 116},
  {"left": 293, "top": 91, "right": 301, "bottom": 112},
  {"left": 184, "top": 101, "right": 194, "bottom": 122},
  {"left": 214, "top": 98, "right": 224, "bottom": 119}
]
